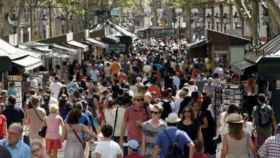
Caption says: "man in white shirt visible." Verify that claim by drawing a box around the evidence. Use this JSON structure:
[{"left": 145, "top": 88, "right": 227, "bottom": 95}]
[
  {"left": 171, "top": 90, "right": 186, "bottom": 113},
  {"left": 49, "top": 76, "right": 63, "bottom": 99},
  {"left": 95, "top": 125, "right": 123, "bottom": 158},
  {"left": 183, "top": 81, "right": 198, "bottom": 97}
]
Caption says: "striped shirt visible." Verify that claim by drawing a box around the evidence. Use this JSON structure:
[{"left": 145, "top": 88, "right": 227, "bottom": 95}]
[{"left": 258, "top": 134, "right": 280, "bottom": 158}]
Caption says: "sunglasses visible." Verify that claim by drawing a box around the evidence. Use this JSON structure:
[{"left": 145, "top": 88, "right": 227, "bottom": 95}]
[
  {"left": 184, "top": 110, "right": 191, "bottom": 113},
  {"left": 151, "top": 111, "right": 160, "bottom": 114},
  {"left": 32, "top": 146, "right": 40, "bottom": 153},
  {"left": 8, "top": 131, "right": 20, "bottom": 135},
  {"left": 135, "top": 98, "right": 144, "bottom": 102}
]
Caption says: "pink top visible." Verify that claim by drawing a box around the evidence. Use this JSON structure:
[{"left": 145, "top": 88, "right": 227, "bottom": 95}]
[{"left": 46, "top": 114, "right": 61, "bottom": 139}]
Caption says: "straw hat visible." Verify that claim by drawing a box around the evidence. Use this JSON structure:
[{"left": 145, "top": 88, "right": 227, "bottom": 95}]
[
  {"left": 226, "top": 113, "right": 244, "bottom": 124},
  {"left": 143, "top": 65, "right": 152, "bottom": 73},
  {"left": 149, "top": 103, "right": 163, "bottom": 112},
  {"left": 134, "top": 91, "right": 145, "bottom": 99},
  {"left": 165, "top": 113, "right": 181, "bottom": 124}
]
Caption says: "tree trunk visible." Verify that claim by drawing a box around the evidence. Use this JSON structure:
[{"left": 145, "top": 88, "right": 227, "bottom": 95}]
[
  {"left": 29, "top": 6, "right": 33, "bottom": 40},
  {"left": 151, "top": 0, "right": 158, "bottom": 26},
  {"left": 234, "top": 0, "right": 256, "bottom": 38},
  {"left": 16, "top": 0, "right": 25, "bottom": 40},
  {"left": 219, "top": 4, "right": 223, "bottom": 32},
  {"left": 266, "top": 0, "right": 280, "bottom": 30},
  {"left": 66, "top": 12, "right": 69, "bottom": 33},
  {"left": 211, "top": 6, "right": 214, "bottom": 30},
  {"left": 49, "top": 1, "right": 52, "bottom": 38},
  {"left": 185, "top": 6, "right": 192, "bottom": 42},
  {"left": 229, "top": 3, "right": 233, "bottom": 31},
  {"left": 251, "top": 0, "right": 259, "bottom": 46},
  {"left": 202, "top": 6, "right": 206, "bottom": 36}
]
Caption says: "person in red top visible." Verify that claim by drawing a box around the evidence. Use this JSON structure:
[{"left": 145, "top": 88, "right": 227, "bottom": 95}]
[
  {"left": 125, "top": 139, "right": 144, "bottom": 158},
  {"left": 120, "top": 92, "right": 149, "bottom": 145},
  {"left": 0, "top": 103, "right": 7, "bottom": 139}
]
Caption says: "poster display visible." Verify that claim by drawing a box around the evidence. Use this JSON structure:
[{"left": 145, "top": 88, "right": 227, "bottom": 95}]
[{"left": 8, "top": 75, "right": 23, "bottom": 108}]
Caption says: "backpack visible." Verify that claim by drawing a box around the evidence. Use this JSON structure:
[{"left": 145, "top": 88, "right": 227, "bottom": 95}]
[
  {"left": 256, "top": 104, "right": 273, "bottom": 128},
  {"left": 164, "top": 130, "right": 185, "bottom": 158}
]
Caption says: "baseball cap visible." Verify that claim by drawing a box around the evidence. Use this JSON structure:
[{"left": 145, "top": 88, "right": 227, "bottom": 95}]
[
  {"left": 277, "top": 123, "right": 280, "bottom": 130},
  {"left": 124, "top": 139, "right": 140, "bottom": 151}
]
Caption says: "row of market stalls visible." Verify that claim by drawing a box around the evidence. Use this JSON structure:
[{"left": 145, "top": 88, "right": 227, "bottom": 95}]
[
  {"left": 0, "top": 39, "right": 45, "bottom": 107},
  {"left": 16, "top": 20, "right": 136, "bottom": 72},
  {"left": 0, "top": 21, "right": 137, "bottom": 107}
]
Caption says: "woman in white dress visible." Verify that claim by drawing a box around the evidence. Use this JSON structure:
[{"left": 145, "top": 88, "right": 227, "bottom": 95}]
[
  {"left": 220, "top": 113, "right": 255, "bottom": 158},
  {"left": 63, "top": 110, "right": 94, "bottom": 158}
]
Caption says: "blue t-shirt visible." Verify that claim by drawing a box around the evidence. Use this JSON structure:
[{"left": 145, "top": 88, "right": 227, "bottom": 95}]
[
  {"left": 84, "top": 110, "right": 95, "bottom": 130},
  {"left": 0, "top": 139, "right": 31, "bottom": 158},
  {"left": 79, "top": 113, "right": 90, "bottom": 126},
  {"left": 155, "top": 127, "right": 192, "bottom": 158}
]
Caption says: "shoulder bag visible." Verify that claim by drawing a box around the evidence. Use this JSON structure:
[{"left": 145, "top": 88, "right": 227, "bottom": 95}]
[
  {"left": 112, "top": 106, "right": 119, "bottom": 138},
  {"left": 33, "top": 108, "right": 47, "bottom": 138},
  {"left": 69, "top": 124, "right": 86, "bottom": 149}
]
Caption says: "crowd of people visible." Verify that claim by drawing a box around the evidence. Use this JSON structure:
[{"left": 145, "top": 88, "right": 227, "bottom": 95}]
[{"left": 0, "top": 38, "right": 279, "bottom": 158}]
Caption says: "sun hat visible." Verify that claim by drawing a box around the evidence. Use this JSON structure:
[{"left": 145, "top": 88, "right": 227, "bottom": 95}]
[
  {"left": 165, "top": 113, "right": 181, "bottom": 124},
  {"left": 124, "top": 139, "right": 140, "bottom": 151},
  {"left": 226, "top": 113, "right": 244, "bottom": 124},
  {"left": 149, "top": 103, "right": 163, "bottom": 112},
  {"left": 0, "top": 90, "right": 7, "bottom": 96},
  {"left": 134, "top": 91, "right": 144, "bottom": 99}
]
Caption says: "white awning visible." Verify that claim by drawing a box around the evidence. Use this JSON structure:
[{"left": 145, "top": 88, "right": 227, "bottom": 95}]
[
  {"left": 0, "top": 39, "right": 28, "bottom": 60},
  {"left": 51, "top": 52, "right": 70, "bottom": 59},
  {"left": 67, "top": 41, "right": 89, "bottom": 52},
  {"left": 52, "top": 44, "right": 79, "bottom": 56},
  {"left": 33, "top": 46, "right": 52, "bottom": 52},
  {"left": 12, "top": 56, "right": 43, "bottom": 71},
  {"left": 0, "top": 49, "right": 8, "bottom": 56},
  {"left": 107, "top": 21, "right": 138, "bottom": 40},
  {"left": 86, "top": 38, "right": 108, "bottom": 48}
]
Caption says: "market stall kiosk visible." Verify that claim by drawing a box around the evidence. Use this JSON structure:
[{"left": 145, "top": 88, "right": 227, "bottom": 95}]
[
  {"left": 86, "top": 38, "right": 108, "bottom": 60},
  {"left": 244, "top": 34, "right": 280, "bottom": 122}
]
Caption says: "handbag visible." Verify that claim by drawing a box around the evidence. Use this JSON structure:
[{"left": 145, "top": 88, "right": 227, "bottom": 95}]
[
  {"left": 69, "top": 124, "right": 86, "bottom": 149},
  {"left": 38, "top": 126, "right": 47, "bottom": 138},
  {"left": 33, "top": 108, "right": 47, "bottom": 138}
]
